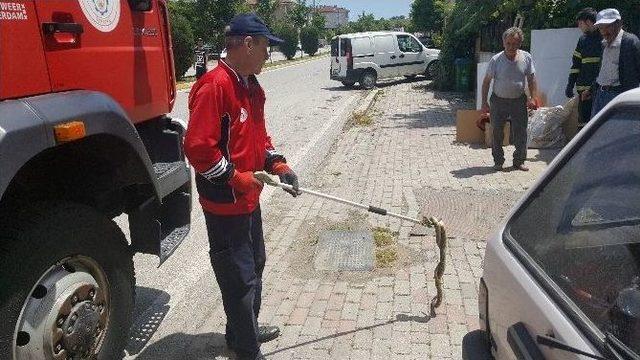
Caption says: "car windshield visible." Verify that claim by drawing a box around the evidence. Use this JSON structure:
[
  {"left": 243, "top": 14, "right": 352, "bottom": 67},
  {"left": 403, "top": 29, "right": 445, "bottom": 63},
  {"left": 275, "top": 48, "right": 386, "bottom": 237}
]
[{"left": 508, "top": 110, "right": 640, "bottom": 355}]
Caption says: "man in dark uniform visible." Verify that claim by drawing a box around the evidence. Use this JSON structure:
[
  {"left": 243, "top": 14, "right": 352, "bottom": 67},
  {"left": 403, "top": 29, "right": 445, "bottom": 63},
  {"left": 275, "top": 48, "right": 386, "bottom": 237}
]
[
  {"left": 565, "top": 8, "right": 602, "bottom": 126},
  {"left": 194, "top": 38, "right": 208, "bottom": 80},
  {"left": 184, "top": 14, "right": 300, "bottom": 360}
]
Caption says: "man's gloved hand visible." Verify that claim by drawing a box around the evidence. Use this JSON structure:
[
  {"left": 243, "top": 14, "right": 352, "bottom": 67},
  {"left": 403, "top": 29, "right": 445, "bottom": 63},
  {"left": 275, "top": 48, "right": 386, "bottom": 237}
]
[
  {"left": 565, "top": 84, "right": 574, "bottom": 98},
  {"left": 272, "top": 162, "right": 301, "bottom": 197},
  {"left": 228, "top": 170, "right": 263, "bottom": 194}
]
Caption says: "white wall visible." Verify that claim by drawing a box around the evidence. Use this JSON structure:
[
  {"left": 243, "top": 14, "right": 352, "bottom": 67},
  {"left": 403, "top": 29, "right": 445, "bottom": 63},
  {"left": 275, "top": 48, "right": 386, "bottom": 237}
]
[{"left": 531, "top": 28, "right": 582, "bottom": 106}]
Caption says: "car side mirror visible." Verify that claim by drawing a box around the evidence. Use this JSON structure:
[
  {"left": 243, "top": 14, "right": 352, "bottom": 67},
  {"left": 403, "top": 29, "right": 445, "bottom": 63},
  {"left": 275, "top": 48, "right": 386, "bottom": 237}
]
[{"left": 130, "top": 0, "right": 152, "bottom": 11}]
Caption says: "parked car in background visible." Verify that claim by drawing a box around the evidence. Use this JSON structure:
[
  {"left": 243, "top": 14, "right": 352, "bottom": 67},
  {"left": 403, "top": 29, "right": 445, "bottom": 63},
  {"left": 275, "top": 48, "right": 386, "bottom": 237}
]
[
  {"left": 465, "top": 88, "right": 640, "bottom": 359},
  {"left": 330, "top": 31, "right": 440, "bottom": 89}
]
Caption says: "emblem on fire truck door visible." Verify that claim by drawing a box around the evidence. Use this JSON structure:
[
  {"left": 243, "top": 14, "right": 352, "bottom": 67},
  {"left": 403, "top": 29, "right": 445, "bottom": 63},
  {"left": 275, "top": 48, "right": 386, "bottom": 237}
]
[{"left": 78, "top": 0, "right": 120, "bottom": 32}]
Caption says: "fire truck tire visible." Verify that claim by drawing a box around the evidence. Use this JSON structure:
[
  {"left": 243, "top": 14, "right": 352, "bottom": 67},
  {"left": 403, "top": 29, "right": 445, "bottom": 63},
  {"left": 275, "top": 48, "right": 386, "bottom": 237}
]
[{"left": 0, "top": 202, "right": 135, "bottom": 360}]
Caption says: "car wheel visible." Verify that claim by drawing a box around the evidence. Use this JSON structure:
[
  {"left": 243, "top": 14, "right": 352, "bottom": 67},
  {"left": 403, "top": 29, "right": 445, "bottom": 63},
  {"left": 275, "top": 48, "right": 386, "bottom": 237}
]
[
  {"left": 0, "top": 202, "right": 135, "bottom": 360},
  {"left": 426, "top": 61, "right": 440, "bottom": 80},
  {"left": 341, "top": 80, "right": 356, "bottom": 87},
  {"left": 360, "top": 71, "right": 377, "bottom": 90}
]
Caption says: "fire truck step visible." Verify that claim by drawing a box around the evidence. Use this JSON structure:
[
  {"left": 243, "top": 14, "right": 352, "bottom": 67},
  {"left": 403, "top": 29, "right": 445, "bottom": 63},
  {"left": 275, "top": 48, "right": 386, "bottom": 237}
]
[
  {"left": 159, "top": 224, "right": 190, "bottom": 264},
  {"left": 153, "top": 161, "right": 190, "bottom": 199}
]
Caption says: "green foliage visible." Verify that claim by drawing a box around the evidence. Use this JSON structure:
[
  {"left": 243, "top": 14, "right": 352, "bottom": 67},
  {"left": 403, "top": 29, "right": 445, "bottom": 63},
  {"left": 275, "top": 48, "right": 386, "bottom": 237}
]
[
  {"left": 189, "top": 0, "right": 243, "bottom": 50},
  {"left": 274, "top": 23, "right": 299, "bottom": 59},
  {"left": 435, "top": 0, "right": 640, "bottom": 90},
  {"left": 300, "top": 26, "right": 320, "bottom": 56},
  {"left": 256, "top": 0, "right": 278, "bottom": 26},
  {"left": 168, "top": 8, "right": 195, "bottom": 79},
  {"left": 410, "top": 0, "right": 450, "bottom": 33},
  {"left": 288, "top": 0, "right": 310, "bottom": 29}
]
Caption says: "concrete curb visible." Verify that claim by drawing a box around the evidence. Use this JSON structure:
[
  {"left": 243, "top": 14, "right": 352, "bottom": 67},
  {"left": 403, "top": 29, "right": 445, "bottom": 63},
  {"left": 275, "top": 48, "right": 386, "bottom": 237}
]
[{"left": 355, "top": 88, "right": 381, "bottom": 114}]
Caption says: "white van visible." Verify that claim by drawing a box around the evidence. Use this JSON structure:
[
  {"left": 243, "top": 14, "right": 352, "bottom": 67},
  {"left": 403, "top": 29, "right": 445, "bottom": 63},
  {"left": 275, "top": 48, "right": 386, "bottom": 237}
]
[{"left": 330, "top": 31, "right": 440, "bottom": 89}]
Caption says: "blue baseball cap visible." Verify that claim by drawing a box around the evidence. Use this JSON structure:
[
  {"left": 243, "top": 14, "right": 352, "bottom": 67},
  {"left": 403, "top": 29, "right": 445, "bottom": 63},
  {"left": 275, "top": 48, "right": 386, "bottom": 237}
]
[{"left": 227, "top": 13, "right": 284, "bottom": 45}]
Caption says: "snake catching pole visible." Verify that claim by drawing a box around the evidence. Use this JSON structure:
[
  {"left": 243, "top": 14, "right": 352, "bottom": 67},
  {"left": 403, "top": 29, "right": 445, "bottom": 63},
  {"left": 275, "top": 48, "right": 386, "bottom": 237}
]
[{"left": 254, "top": 172, "right": 447, "bottom": 315}]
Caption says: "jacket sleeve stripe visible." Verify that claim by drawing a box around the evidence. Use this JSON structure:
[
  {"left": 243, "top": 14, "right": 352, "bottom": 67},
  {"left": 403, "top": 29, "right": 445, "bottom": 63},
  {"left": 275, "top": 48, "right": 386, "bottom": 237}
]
[
  {"left": 201, "top": 156, "right": 230, "bottom": 178},
  {"left": 573, "top": 51, "right": 582, "bottom": 59}
]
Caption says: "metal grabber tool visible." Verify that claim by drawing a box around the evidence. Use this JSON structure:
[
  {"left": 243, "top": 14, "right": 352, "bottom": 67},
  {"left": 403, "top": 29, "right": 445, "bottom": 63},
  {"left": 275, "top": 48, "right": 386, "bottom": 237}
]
[{"left": 254, "top": 172, "right": 447, "bottom": 315}]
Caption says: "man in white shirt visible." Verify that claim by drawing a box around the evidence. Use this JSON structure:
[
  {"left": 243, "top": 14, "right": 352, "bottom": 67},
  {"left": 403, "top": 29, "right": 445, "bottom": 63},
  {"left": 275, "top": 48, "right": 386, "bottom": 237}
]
[{"left": 591, "top": 8, "right": 640, "bottom": 117}]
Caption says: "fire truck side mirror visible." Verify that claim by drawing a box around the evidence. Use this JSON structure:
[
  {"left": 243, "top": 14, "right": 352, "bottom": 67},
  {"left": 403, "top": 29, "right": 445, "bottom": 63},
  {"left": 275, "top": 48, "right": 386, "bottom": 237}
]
[{"left": 130, "top": 0, "right": 152, "bottom": 12}]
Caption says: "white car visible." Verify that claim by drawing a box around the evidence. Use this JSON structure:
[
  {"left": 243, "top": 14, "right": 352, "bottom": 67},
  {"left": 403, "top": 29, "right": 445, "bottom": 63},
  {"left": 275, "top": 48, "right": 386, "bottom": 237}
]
[
  {"left": 330, "top": 31, "right": 440, "bottom": 89},
  {"left": 465, "top": 88, "right": 640, "bottom": 359}
]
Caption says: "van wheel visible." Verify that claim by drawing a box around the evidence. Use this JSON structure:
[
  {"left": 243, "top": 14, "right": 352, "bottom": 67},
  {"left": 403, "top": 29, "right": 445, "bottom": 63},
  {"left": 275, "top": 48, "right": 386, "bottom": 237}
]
[
  {"left": 0, "top": 202, "right": 135, "bottom": 360},
  {"left": 341, "top": 80, "right": 356, "bottom": 87},
  {"left": 425, "top": 61, "right": 440, "bottom": 80},
  {"left": 360, "top": 71, "right": 377, "bottom": 89}
]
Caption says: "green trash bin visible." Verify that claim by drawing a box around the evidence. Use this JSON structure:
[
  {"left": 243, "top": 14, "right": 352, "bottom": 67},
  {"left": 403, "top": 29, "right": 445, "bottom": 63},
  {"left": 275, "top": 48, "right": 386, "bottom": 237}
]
[{"left": 454, "top": 58, "right": 473, "bottom": 92}]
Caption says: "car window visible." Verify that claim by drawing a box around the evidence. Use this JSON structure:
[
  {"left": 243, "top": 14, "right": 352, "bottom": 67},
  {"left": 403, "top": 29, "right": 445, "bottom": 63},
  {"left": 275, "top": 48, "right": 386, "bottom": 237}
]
[
  {"left": 508, "top": 110, "right": 640, "bottom": 354},
  {"left": 340, "top": 38, "right": 349, "bottom": 57},
  {"left": 331, "top": 38, "right": 338, "bottom": 57},
  {"left": 397, "top": 35, "right": 422, "bottom": 53},
  {"left": 374, "top": 35, "right": 395, "bottom": 54}
]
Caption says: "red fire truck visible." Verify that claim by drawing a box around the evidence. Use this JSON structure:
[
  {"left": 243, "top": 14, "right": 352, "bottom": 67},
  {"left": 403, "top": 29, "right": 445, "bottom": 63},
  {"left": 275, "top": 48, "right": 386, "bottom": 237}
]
[{"left": 0, "top": 1, "right": 191, "bottom": 358}]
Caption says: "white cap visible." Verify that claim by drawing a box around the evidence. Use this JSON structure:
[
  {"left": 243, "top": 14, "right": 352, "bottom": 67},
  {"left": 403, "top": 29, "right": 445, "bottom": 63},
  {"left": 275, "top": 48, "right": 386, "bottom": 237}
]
[{"left": 595, "top": 8, "right": 622, "bottom": 26}]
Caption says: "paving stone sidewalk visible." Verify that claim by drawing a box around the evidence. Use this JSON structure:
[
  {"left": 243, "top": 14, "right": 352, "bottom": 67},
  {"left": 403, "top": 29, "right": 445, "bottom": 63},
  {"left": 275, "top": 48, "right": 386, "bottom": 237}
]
[{"left": 197, "top": 79, "right": 561, "bottom": 359}]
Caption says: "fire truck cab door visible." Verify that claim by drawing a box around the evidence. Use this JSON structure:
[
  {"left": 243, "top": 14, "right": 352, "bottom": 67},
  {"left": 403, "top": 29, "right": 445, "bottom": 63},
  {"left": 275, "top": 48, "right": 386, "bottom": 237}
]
[{"left": 34, "top": 0, "right": 171, "bottom": 122}]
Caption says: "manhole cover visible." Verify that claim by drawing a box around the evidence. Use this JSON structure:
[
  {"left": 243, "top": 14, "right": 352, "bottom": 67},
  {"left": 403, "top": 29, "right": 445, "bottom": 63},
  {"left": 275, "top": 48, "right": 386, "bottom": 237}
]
[{"left": 314, "top": 231, "right": 374, "bottom": 271}]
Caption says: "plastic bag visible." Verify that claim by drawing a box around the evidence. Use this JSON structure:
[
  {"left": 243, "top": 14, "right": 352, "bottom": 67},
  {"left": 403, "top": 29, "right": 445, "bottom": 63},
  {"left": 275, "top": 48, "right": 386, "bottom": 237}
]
[{"left": 527, "top": 105, "right": 569, "bottom": 149}]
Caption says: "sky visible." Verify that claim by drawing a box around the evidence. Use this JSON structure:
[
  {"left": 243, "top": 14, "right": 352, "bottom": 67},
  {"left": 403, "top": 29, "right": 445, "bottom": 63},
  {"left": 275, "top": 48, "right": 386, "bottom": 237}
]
[{"left": 314, "top": 0, "right": 413, "bottom": 21}]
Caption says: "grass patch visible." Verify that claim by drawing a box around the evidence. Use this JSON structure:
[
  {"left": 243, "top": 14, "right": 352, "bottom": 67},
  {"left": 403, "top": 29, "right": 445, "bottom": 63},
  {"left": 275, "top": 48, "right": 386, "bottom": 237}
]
[
  {"left": 373, "top": 227, "right": 395, "bottom": 247},
  {"left": 351, "top": 110, "right": 374, "bottom": 126},
  {"left": 376, "top": 247, "right": 398, "bottom": 268},
  {"left": 373, "top": 226, "right": 398, "bottom": 268}
]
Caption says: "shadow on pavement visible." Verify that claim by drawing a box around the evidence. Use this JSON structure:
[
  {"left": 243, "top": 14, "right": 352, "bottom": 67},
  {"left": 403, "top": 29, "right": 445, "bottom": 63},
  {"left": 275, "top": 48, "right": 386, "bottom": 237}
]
[
  {"left": 461, "top": 330, "right": 494, "bottom": 360},
  {"left": 134, "top": 332, "right": 230, "bottom": 360},
  {"left": 126, "top": 287, "right": 171, "bottom": 356},
  {"left": 264, "top": 312, "right": 433, "bottom": 357},
  {"left": 451, "top": 166, "right": 498, "bottom": 178}
]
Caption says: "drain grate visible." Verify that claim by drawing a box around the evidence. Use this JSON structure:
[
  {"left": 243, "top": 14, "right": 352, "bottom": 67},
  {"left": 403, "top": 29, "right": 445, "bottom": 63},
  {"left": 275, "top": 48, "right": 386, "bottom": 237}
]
[{"left": 314, "top": 231, "right": 374, "bottom": 271}]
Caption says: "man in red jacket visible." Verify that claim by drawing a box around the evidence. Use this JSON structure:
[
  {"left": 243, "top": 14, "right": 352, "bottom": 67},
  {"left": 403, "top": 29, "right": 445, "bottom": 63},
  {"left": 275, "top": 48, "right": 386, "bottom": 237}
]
[{"left": 184, "top": 14, "right": 300, "bottom": 360}]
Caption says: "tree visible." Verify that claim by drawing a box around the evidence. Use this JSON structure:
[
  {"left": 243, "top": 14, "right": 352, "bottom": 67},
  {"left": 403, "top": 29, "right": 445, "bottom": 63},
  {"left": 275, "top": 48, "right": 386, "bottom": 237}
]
[
  {"left": 168, "top": 8, "right": 195, "bottom": 79},
  {"left": 190, "top": 0, "right": 242, "bottom": 50},
  {"left": 274, "top": 23, "right": 299, "bottom": 59},
  {"left": 311, "top": 11, "right": 326, "bottom": 32},
  {"left": 300, "top": 26, "right": 320, "bottom": 56},
  {"left": 410, "top": 0, "right": 449, "bottom": 34},
  {"left": 256, "top": 0, "right": 278, "bottom": 26},
  {"left": 288, "top": 0, "right": 310, "bottom": 29}
]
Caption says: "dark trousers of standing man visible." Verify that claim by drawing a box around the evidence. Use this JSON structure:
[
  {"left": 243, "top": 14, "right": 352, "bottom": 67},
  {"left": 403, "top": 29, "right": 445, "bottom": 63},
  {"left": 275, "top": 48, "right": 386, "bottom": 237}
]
[
  {"left": 577, "top": 92, "right": 593, "bottom": 125},
  {"left": 204, "top": 208, "right": 265, "bottom": 359},
  {"left": 490, "top": 94, "right": 528, "bottom": 167}
]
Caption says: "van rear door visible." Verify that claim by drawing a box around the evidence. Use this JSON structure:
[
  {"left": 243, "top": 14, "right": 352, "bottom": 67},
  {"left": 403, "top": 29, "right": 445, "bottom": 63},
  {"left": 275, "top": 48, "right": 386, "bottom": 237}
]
[{"left": 330, "top": 37, "right": 348, "bottom": 78}]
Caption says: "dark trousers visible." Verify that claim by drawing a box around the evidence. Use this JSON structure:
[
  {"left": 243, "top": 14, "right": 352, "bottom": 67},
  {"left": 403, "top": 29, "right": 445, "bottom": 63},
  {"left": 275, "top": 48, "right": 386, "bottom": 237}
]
[
  {"left": 490, "top": 94, "right": 528, "bottom": 166},
  {"left": 577, "top": 93, "right": 593, "bottom": 125},
  {"left": 204, "top": 208, "right": 266, "bottom": 359}
]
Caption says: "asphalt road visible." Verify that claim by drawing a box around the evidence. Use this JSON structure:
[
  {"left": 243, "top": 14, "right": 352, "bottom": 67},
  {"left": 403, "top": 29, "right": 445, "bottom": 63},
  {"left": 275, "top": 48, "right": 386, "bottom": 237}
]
[{"left": 124, "top": 56, "right": 364, "bottom": 358}]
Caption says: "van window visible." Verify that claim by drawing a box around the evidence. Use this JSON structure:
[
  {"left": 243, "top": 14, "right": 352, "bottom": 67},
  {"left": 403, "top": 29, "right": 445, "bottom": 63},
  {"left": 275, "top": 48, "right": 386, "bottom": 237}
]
[
  {"left": 374, "top": 35, "right": 395, "bottom": 53},
  {"left": 508, "top": 110, "right": 640, "bottom": 355},
  {"left": 331, "top": 38, "right": 338, "bottom": 57},
  {"left": 397, "top": 35, "right": 422, "bottom": 53},
  {"left": 340, "top": 38, "right": 350, "bottom": 56}
]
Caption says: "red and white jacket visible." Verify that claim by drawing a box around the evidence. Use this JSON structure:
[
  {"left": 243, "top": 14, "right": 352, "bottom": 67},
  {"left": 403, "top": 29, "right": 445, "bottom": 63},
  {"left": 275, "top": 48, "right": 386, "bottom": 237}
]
[{"left": 184, "top": 61, "right": 285, "bottom": 215}]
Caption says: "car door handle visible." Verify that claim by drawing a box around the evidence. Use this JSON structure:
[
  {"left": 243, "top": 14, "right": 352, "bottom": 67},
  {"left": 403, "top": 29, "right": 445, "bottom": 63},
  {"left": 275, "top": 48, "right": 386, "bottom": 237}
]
[
  {"left": 390, "top": 55, "right": 397, "bottom": 59},
  {"left": 399, "top": 54, "right": 405, "bottom": 58},
  {"left": 42, "top": 22, "right": 84, "bottom": 35}
]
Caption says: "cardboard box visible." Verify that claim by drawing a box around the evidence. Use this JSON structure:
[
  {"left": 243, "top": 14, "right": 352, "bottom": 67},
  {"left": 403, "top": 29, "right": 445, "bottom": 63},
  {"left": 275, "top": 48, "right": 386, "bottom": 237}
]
[
  {"left": 485, "top": 122, "right": 511, "bottom": 147},
  {"left": 456, "top": 110, "right": 484, "bottom": 144}
]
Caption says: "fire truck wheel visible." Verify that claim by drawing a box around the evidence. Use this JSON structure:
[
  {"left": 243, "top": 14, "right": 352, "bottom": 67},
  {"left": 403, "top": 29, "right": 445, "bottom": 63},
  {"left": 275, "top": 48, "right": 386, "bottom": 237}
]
[{"left": 0, "top": 202, "right": 135, "bottom": 360}]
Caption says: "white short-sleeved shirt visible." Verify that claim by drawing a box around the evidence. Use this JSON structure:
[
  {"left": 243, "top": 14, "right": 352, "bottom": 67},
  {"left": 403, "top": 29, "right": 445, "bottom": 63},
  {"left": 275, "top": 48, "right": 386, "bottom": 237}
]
[{"left": 486, "top": 50, "right": 535, "bottom": 99}]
